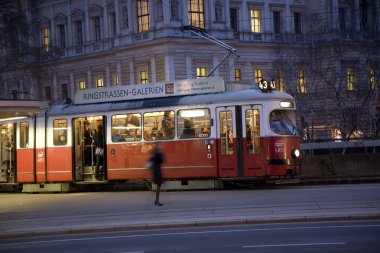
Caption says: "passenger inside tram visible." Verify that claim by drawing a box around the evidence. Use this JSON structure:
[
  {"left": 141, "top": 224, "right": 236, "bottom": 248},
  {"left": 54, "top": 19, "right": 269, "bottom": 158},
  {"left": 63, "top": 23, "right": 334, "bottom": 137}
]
[
  {"left": 181, "top": 119, "right": 195, "bottom": 138},
  {"left": 112, "top": 129, "right": 126, "bottom": 142},
  {"left": 162, "top": 111, "right": 175, "bottom": 139}
]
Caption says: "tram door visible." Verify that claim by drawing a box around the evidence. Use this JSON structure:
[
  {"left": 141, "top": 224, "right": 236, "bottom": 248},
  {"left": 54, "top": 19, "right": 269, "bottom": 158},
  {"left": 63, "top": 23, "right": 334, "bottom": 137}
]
[
  {"left": 73, "top": 116, "right": 105, "bottom": 182},
  {"left": 216, "top": 107, "right": 239, "bottom": 177},
  {"left": 242, "top": 105, "right": 264, "bottom": 177},
  {"left": 0, "top": 123, "right": 16, "bottom": 183}
]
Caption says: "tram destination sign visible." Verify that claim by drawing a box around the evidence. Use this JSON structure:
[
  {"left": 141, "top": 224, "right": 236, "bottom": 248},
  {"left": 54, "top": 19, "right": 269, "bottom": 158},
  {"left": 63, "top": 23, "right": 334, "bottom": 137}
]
[{"left": 74, "top": 76, "right": 225, "bottom": 104}]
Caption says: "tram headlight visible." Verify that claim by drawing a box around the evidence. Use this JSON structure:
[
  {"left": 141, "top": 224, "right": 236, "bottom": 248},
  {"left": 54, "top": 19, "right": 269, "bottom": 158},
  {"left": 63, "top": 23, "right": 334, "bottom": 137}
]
[{"left": 291, "top": 149, "right": 301, "bottom": 158}]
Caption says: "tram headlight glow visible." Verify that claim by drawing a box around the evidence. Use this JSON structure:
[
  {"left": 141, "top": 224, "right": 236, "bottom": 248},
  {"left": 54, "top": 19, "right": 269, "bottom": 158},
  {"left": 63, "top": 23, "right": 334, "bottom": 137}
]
[
  {"left": 280, "top": 101, "right": 294, "bottom": 108},
  {"left": 291, "top": 149, "right": 301, "bottom": 158}
]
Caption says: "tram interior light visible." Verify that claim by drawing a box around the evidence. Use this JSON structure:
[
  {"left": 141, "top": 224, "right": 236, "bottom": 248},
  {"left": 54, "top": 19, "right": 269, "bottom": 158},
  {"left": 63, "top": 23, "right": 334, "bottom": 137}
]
[
  {"left": 280, "top": 101, "right": 294, "bottom": 108},
  {"left": 0, "top": 116, "right": 27, "bottom": 123},
  {"left": 180, "top": 109, "right": 205, "bottom": 118}
]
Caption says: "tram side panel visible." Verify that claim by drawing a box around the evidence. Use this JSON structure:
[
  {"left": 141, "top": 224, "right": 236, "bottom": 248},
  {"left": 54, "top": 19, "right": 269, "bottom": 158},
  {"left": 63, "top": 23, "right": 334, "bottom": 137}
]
[
  {"left": 107, "top": 139, "right": 217, "bottom": 180},
  {"left": 46, "top": 117, "right": 73, "bottom": 182},
  {"left": 35, "top": 113, "right": 47, "bottom": 182},
  {"left": 16, "top": 118, "right": 35, "bottom": 183},
  {"left": 262, "top": 136, "right": 301, "bottom": 177},
  {"left": 163, "top": 139, "right": 217, "bottom": 179}
]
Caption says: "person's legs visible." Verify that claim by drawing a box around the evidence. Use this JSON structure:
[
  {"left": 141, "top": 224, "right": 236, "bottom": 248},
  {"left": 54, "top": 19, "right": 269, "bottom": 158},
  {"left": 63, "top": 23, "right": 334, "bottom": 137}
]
[
  {"left": 95, "top": 155, "right": 100, "bottom": 179},
  {"left": 155, "top": 184, "right": 162, "bottom": 206}
]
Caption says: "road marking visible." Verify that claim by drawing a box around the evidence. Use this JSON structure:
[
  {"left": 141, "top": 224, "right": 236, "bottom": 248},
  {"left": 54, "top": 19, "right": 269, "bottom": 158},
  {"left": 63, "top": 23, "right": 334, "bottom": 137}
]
[
  {"left": 119, "top": 251, "right": 144, "bottom": 253},
  {"left": 243, "top": 242, "right": 346, "bottom": 248},
  {"left": 1, "top": 223, "right": 379, "bottom": 247}
]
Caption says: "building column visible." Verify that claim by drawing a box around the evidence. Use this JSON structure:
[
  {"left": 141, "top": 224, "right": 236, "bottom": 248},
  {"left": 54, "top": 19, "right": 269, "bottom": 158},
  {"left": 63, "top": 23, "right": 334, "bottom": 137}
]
[
  {"left": 224, "top": 0, "right": 231, "bottom": 29},
  {"left": 53, "top": 73, "right": 58, "bottom": 100},
  {"left": 30, "top": 78, "right": 37, "bottom": 99},
  {"left": 181, "top": 0, "right": 189, "bottom": 25},
  {"left": 84, "top": 0, "right": 91, "bottom": 47},
  {"left": 113, "top": 0, "right": 121, "bottom": 46},
  {"left": 229, "top": 57, "right": 235, "bottom": 81},
  {"left": 70, "top": 72, "right": 75, "bottom": 99},
  {"left": 263, "top": 2, "right": 271, "bottom": 33},
  {"left": 87, "top": 69, "right": 92, "bottom": 88},
  {"left": 354, "top": 0, "right": 360, "bottom": 31},
  {"left": 150, "top": 55, "right": 156, "bottom": 83},
  {"left": 67, "top": 1, "right": 73, "bottom": 55},
  {"left": 105, "top": 65, "right": 111, "bottom": 87},
  {"left": 3, "top": 80, "right": 8, "bottom": 99},
  {"left": 165, "top": 55, "right": 175, "bottom": 81},
  {"left": 18, "top": 79, "right": 24, "bottom": 99},
  {"left": 115, "top": 0, "right": 121, "bottom": 35},
  {"left": 330, "top": 0, "right": 339, "bottom": 31},
  {"left": 212, "top": 54, "right": 219, "bottom": 76},
  {"left": 186, "top": 54, "right": 192, "bottom": 79},
  {"left": 241, "top": 0, "right": 250, "bottom": 32},
  {"left": 284, "top": 1, "right": 291, "bottom": 33},
  {"left": 129, "top": 60, "right": 134, "bottom": 84},
  {"left": 103, "top": 2, "right": 109, "bottom": 40},
  {"left": 163, "top": 0, "right": 171, "bottom": 25},
  {"left": 149, "top": 0, "right": 155, "bottom": 30},
  {"left": 50, "top": 5, "right": 56, "bottom": 48},
  {"left": 117, "top": 62, "right": 122, "bottom": 85}
]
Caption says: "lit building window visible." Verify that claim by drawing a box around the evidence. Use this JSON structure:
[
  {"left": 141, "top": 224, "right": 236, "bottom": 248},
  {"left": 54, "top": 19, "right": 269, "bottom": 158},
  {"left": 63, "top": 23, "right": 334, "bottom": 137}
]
[
  {"left": 297, "top": 69, "right": 306, "bottom": 93},
  {"left": 96, "top": 78, "right": 104, "bottom": 88},
  {"left": 137, "top": 0, "right": 150, "bottom": 32},
  {"left": 234, "top": 69, "right": 241, "bottom": 81},
  {"left": 196, "top": 67, "right": 207, "bottom": 78},
  {"left": 140, "top": 71, "right": 149, "bottom": 84},
  {"left": 114, "top": 76, "right": 119, "bottom": 86},
  {"left": 347, "top": 67, "right": 355, "bottom": 91},
  {"left": 250, "top": 10, "right": 261, "bottom": 33},
  {"left": 276, "top": 69, "right": 285, "bottom": 92},
  {"left": 188, "top": 0, "right": 205, "bottom": 28},
  {"left": 370, "top": 67, "right": 376, "bottom": 90},
  {"left": 79, "top": 81, "right": 86, "bottom": 90},
  {"left": 41, "top": 28, "right": 49, "bottom": 52},
  {"left": 254, "top": 69, "right": 263, "bottom": 83}
]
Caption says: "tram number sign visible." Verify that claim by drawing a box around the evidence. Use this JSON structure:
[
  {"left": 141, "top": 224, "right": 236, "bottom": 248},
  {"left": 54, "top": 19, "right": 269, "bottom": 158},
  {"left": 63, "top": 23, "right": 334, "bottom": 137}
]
[{"left": 258, "top": 79, "right": 276, "bottom": 92}]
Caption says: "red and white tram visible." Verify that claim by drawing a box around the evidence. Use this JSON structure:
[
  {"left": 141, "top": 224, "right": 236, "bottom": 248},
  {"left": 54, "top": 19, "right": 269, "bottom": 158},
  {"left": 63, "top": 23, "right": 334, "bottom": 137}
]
[{"left": 0, "top": 78, "right": 301, "bottom": 191}]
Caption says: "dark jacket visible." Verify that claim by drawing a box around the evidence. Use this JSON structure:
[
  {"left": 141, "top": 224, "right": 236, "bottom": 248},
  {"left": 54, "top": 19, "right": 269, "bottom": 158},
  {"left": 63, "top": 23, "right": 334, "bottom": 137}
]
[{"left": 150, "top": 150, "right": 164, "bottom": 185}]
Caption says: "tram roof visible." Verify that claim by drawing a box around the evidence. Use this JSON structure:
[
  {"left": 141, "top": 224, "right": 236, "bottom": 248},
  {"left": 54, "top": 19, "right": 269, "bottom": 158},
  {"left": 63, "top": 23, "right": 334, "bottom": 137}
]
[
  {"left": 47, "top": 87, "right": 294, "bottom": 116},
  {"left": 0, "top": 100, "right": 49, "bottom": 120}
]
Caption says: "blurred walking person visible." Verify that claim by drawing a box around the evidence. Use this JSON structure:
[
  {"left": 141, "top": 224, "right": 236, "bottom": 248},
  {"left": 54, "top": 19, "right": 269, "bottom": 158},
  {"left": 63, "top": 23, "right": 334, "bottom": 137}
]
[{"left": 148, "top": 143, "right": 164, "bottom": 206}]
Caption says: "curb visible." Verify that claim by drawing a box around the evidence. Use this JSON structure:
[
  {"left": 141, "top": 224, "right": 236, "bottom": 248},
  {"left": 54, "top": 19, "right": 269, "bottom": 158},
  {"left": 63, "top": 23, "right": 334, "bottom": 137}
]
[{"left": 1, "top": 214, "right": 380, "bottom": 239}]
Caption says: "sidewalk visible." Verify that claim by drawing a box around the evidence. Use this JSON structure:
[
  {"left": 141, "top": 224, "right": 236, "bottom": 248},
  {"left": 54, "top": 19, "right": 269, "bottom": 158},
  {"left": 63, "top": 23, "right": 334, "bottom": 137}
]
[{"left": 1, "top": 183, "right": 380, "bottom": 238}]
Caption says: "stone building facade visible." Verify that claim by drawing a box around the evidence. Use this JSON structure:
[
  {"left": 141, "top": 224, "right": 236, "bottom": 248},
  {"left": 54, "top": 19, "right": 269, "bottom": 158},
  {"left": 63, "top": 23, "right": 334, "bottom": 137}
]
[{"left": 1, "top": 0, "right": 379, "bottom": 140}]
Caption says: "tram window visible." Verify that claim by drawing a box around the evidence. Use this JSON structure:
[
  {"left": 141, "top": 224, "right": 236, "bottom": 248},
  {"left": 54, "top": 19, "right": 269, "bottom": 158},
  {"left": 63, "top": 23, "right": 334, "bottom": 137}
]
[
  {"left": 53, "top": 119, "right": 67, "bottom": 146},
  {"left": 269, "top": 110, "right": 299, "bottom": 136},
  {"left": 245, "top": 109, "right": 260, "bottom": 154},
  {"left": 177, "top": 109, "right": 211, "bottom": 139},
  {"left": 219, "top": 110, "right": 234, "bottom": 155},
  {"left": 144, "top": 110, "right": 175, "bottom": 140},
  {"left": 20, "top": 122, "right": 29, "bottom": 148},
  {"left": 111, "top": 113, "right": 142, "bottom": 142}
]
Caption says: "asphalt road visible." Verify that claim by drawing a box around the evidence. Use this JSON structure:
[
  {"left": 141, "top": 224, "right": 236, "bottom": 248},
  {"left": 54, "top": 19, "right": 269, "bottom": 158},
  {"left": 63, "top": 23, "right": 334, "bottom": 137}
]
[
  {"left": 1, "top": 220, "right": 380, "bottom": 253},
  {"left": 0, "top": 183, "right": 380, "bottom": 239}
]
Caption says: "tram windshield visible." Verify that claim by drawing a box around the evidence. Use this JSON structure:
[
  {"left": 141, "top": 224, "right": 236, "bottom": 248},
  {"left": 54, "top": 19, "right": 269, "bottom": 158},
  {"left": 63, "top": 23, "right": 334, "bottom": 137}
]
[{"left": 269, "top": 110, "right": 299, "bottom": 136}]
